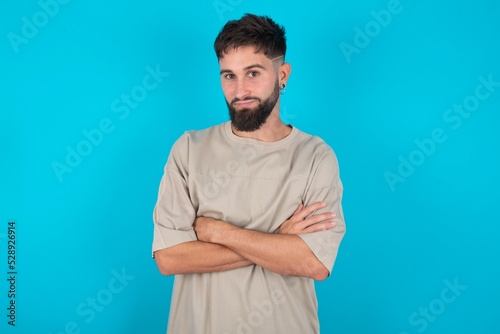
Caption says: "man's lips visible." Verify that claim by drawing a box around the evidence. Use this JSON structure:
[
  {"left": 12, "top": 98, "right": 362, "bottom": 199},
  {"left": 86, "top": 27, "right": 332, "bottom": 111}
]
[{"left": 233, "top": 99, "right": 258, "bottom": 108}]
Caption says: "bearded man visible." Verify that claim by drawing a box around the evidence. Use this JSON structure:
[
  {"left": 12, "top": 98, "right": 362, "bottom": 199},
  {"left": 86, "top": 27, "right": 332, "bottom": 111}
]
[{"left": 152, "top": 13, "right": 346, "bottom": 334}]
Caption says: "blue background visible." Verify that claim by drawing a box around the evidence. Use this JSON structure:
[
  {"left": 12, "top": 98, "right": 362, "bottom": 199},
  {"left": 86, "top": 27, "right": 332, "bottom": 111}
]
[{"left": 1, "top": 0, "right": 499, "bottom": 333}]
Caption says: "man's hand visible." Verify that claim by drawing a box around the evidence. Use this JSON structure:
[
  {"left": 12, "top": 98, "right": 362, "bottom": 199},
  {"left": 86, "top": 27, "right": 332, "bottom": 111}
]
[
  {"left": 194, "top": 217, "right": 238, "bottom": 243},
  {"left": 278, "top": 202, "right": 336, "bottom": 234}
]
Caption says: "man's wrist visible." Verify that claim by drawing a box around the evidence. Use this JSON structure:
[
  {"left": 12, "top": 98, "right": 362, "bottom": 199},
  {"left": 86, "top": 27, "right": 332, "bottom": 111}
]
[{"left": 211, "top": 220, "right": 239, "bottom": 244}]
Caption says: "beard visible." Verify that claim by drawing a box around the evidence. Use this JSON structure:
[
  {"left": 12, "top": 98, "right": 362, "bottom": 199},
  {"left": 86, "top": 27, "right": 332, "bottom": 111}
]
[{"left": 226, "top": 80, "right": 280, "bottom": 132}]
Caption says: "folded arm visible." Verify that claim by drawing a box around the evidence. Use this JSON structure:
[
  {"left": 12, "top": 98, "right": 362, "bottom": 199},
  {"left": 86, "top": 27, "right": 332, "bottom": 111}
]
[
  {"left": 154, "top": 202, "right": 335, "bottom": 280},
  {"left": 194, "top": 202, "right": 335, "bottom": 281},
  {"left": 154, "top": 241, "right": 252, "bottom": 276}
]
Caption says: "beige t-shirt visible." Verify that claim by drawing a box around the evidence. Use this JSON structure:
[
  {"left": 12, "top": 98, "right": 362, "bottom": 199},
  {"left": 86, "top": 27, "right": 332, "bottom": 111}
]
[{"left": 152, "top": 121, "right": 346, "bottom": 334}]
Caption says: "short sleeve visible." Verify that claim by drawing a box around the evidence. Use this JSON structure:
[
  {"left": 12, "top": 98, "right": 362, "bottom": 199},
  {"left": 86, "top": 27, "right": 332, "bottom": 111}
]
[
  {"left": 152, "top": 134, "right": 197, "bottom": 257},
  {"left": 298, "top": 145, "right": 346, "bottom": 274}
]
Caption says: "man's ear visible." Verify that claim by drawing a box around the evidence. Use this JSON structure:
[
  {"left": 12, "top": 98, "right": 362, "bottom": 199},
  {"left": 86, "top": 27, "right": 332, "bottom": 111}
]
[{"left": 279, "top": 62, "right": 292, "bottom": 84}]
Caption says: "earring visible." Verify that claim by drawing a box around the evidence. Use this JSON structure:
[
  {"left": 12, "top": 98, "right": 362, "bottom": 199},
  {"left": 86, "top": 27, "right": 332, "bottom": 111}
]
[{"left": 280, "top": 83, "right": 286, "bottom": 95}]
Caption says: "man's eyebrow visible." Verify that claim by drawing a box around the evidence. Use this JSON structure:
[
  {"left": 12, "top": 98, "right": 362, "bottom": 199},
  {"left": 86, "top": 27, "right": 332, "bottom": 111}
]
[
  {"left": 220, "top": 64, "right": 267, "bottom": 75},
  {"left": 244, "top": 64, "right": 267, "bottom": 71}
]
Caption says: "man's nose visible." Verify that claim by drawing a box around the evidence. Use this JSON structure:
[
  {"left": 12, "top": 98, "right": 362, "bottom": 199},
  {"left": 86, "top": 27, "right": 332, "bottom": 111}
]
[{"left": 234, "top": 79, "right": 251, "bottom": 100}]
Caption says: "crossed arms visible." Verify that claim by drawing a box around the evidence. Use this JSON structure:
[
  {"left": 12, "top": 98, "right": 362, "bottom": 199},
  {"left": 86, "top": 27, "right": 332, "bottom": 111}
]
[{"left": 154, "top": 202, "right": 337, "bottom": 281}]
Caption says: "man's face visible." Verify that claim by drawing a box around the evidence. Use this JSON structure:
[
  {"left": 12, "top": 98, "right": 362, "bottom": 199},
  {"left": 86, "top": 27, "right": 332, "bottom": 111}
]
[{"left": 219, "top": 46, "right": 281, "bottom": 132}]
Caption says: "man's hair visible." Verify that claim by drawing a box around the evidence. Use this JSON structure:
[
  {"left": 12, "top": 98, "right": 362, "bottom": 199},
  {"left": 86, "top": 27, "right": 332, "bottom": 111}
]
[{"left": 214, "top": 14, "right": 287, "bottom": 60}]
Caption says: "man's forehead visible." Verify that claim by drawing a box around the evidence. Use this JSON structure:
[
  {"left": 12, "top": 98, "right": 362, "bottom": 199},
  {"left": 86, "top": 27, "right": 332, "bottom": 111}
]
[{"left": 219, "top": 46, "right": 273, "bottom": 69}]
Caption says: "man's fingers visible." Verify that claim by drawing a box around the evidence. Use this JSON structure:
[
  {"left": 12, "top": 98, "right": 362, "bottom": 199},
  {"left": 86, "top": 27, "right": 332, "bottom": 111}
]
[
  {"left": 292, "top": 204, "right": 304, "bottom": 216},
  {"left": 299, "top": 212, "right": 336, "bottom": 230},
  {"left": 296, "top": 202, "right": 326, "bottom": 220},
  {"left": 280, "top": 202, "right": 335, "bottom": 235},
  {"left": 302, "top": 221, "right": 336, "bottom": 234}
]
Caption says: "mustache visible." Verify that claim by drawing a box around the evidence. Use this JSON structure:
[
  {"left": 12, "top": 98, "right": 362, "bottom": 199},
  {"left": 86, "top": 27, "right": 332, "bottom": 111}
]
[{"left": 231, "top": 97, "right": 261, "bottom": 105}]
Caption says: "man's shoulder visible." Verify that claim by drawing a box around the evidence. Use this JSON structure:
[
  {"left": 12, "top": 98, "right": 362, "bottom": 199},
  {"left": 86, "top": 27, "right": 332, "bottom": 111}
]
[
  {"left": 294, "top": 129, "right": 341, "bottom": 179},
  {"left": 295, "top": 128, "right": 334, "bottom": 156},
  {"left": 166, "top": 122, "right": 225, "bottom": 163},
  {"left": 173, "top": 122, "right": 226, "bottom": 147}
]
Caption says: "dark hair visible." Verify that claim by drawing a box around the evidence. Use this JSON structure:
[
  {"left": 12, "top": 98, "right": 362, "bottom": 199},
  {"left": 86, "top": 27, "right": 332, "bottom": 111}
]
[{"left": 214, "top": 14, "right": 287, "bottom": 60}]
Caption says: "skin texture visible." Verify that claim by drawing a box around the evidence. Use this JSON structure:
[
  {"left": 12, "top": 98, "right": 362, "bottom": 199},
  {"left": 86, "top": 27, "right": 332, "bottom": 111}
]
[{"left": 154, "top": 46, "right": 336, "bottom": 280}]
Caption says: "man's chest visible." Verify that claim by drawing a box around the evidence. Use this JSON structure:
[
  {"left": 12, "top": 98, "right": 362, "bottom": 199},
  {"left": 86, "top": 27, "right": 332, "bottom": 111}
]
[{"left": 187, "top": 145, "right": 311, "bottom": 232}]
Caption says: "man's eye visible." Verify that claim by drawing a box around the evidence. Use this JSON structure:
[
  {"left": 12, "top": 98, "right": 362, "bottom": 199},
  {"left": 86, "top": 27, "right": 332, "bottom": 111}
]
[
  {"left": 248, "top": 71, "right": 259, "bottom": 78},
  {"left": 224, "top": 74, "right": 235, "bottom": 80}
]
